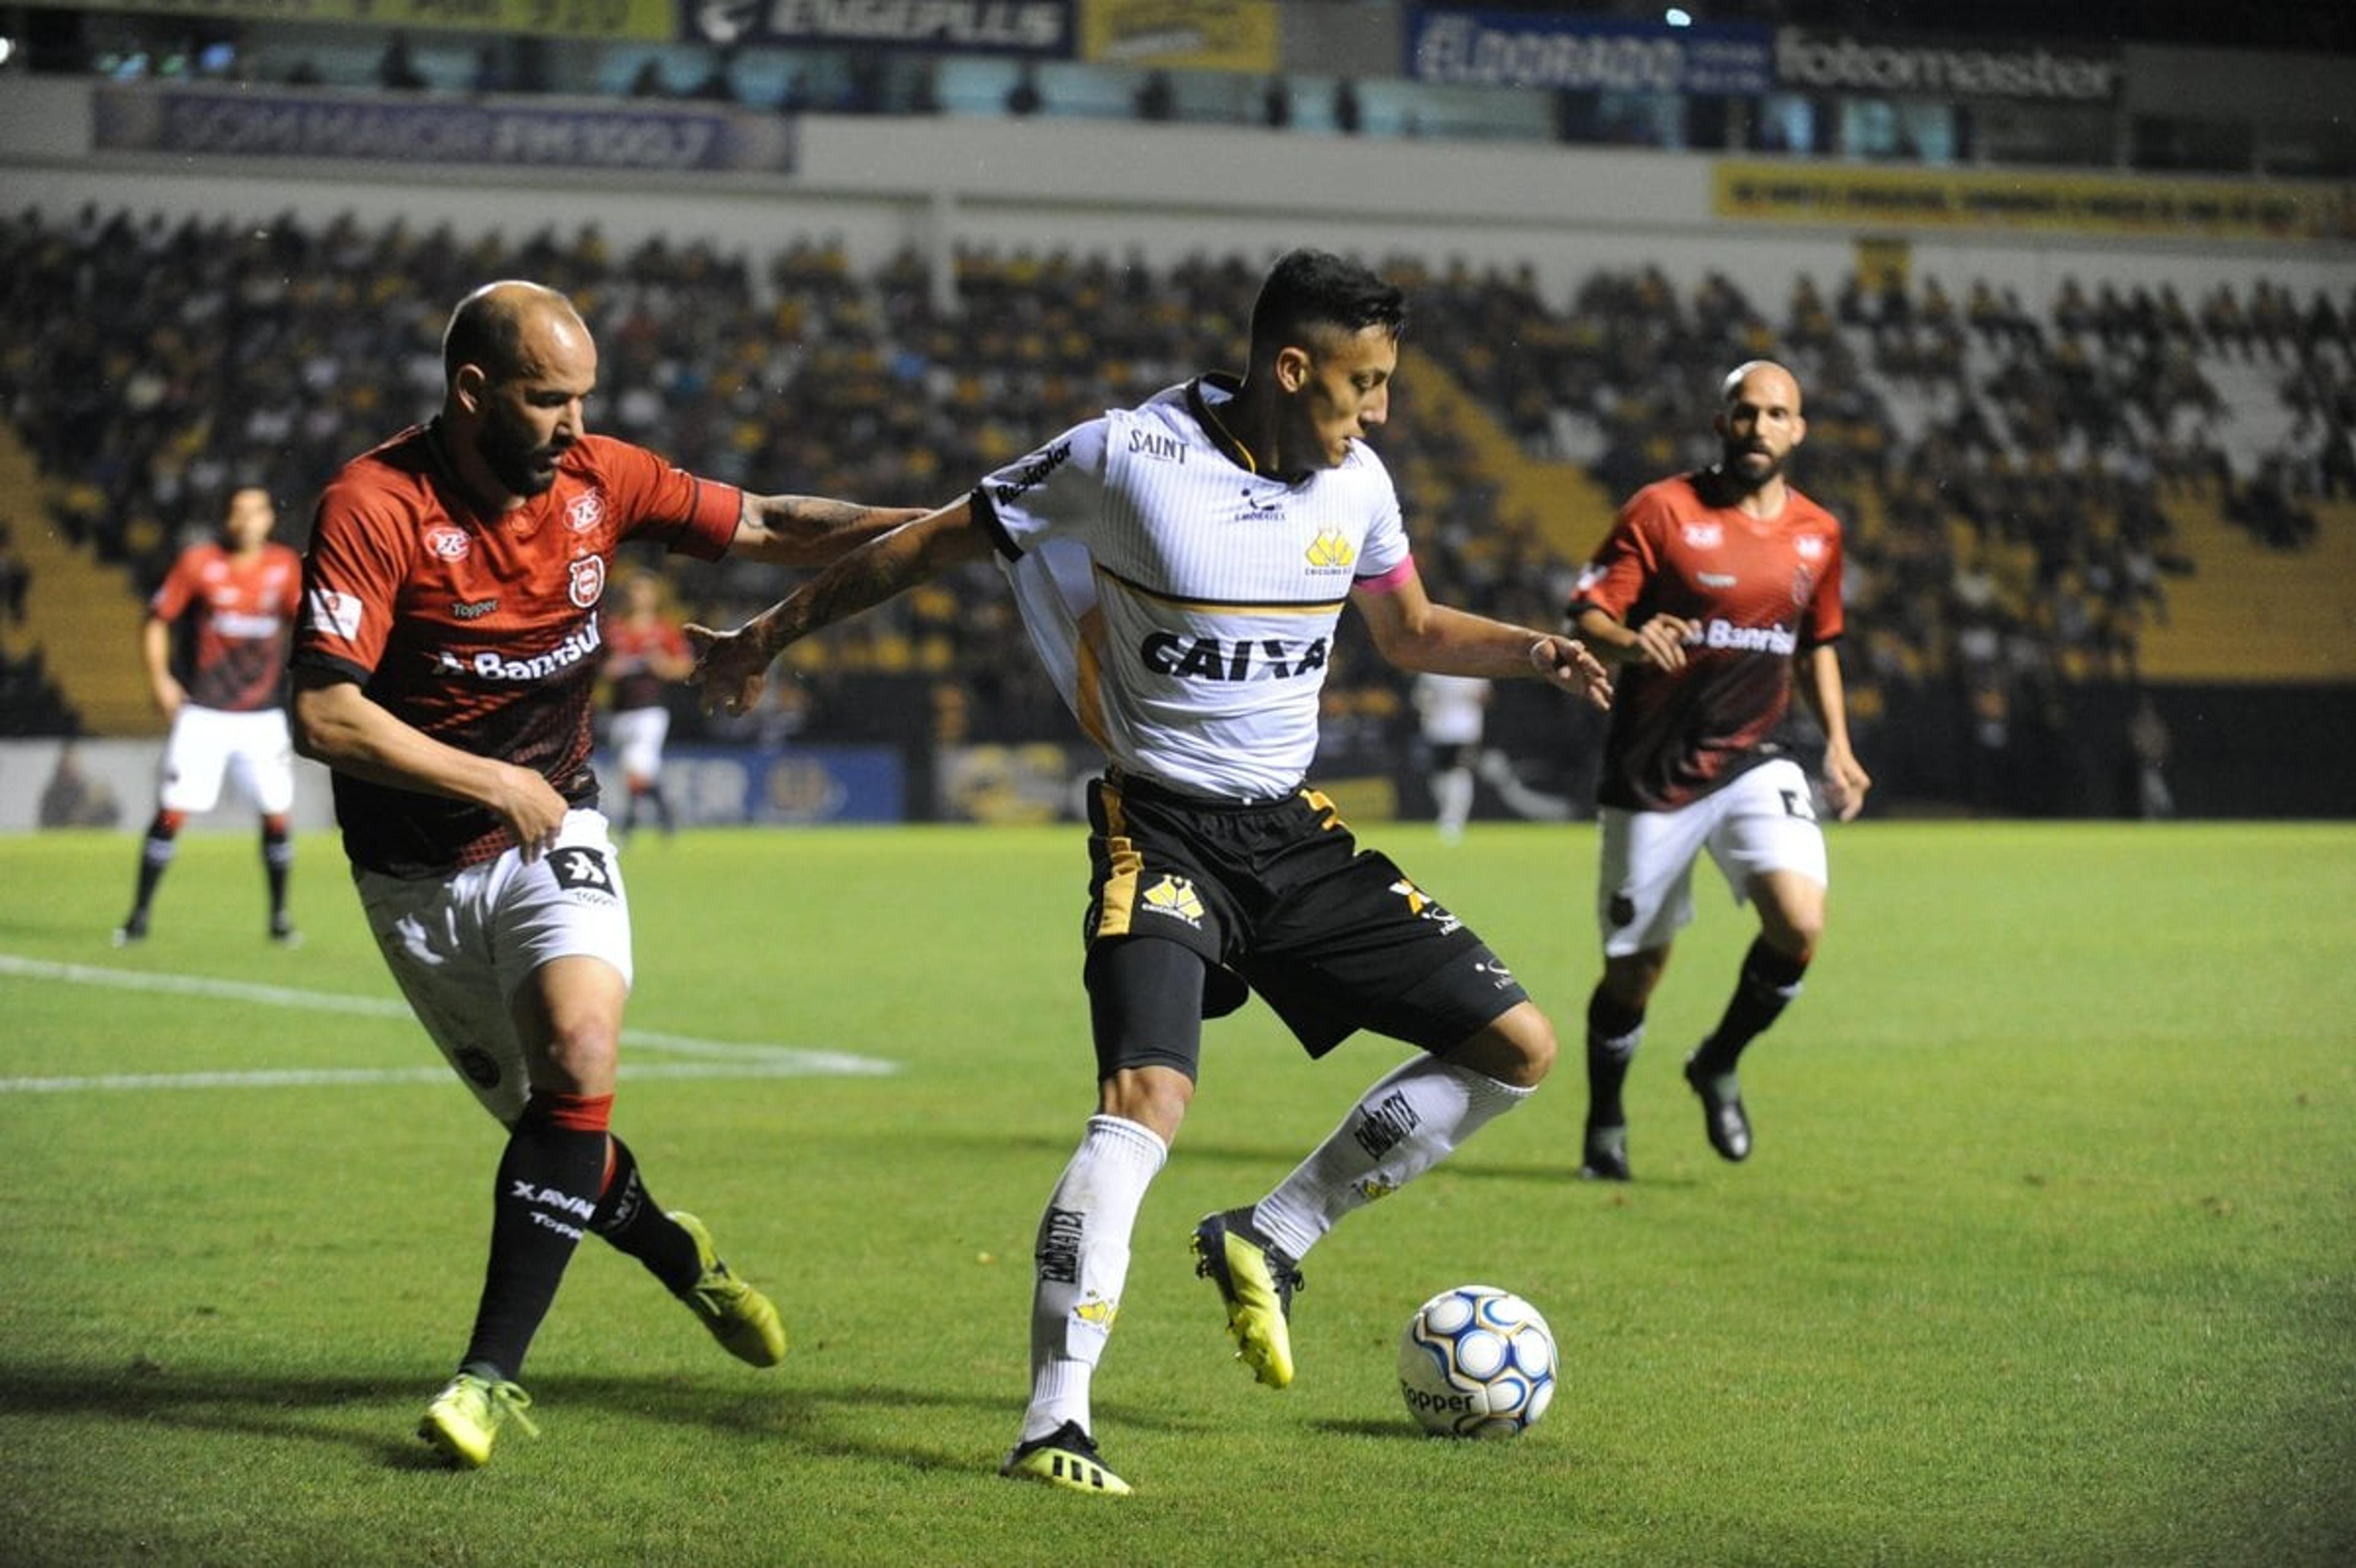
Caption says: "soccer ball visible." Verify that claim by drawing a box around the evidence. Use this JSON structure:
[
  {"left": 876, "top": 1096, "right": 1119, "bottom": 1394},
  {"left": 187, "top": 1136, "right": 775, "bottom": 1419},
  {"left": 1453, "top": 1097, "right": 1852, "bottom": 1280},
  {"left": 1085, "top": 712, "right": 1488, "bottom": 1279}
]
[{"left": 1398, "top": 1285, "right": 1557, "bottom": 1439}]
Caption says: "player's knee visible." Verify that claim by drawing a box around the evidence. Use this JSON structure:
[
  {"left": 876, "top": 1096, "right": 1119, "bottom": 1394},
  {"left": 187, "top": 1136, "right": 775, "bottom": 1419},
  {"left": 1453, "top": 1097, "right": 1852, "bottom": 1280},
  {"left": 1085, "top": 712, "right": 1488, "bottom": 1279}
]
[
  {"left": 1098, "top": 1065, "right": 1193, "bottom": 1143},
  {"left": 1450, "top": 1002, "right": 1555, "bottom": 1089}
]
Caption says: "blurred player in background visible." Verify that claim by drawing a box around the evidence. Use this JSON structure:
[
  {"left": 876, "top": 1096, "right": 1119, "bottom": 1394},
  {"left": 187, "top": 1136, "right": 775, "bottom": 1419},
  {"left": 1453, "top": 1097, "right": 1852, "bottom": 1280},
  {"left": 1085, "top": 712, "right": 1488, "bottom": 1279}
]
[
  {"left": 114, "top": 483, "right": 302, "bottom": 947},
  {"left": 1565, "top": 360, "right": 1870, "bottom": 1182},
  {"left": 601, "top": 571, "right": 692, "bottom": 838},
  {"left": 690, "top": 249, "right": 1612, "bottom": 1496},
  {"left": 1411, "top": 671, "right": 1488, "bottom": 842},
  {"left": 290, "top": 279, "right": 926, "bottom": 1467}
]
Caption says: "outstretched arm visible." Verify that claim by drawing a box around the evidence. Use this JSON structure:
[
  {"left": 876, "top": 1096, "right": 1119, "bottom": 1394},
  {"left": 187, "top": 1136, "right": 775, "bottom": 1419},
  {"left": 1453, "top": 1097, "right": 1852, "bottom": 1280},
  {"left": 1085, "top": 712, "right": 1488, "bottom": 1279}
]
[
  {"left": 1355, "top": 571, "right": 1611, "bottom": 709},
  {"left": 688, "top": 498, "right": 995, "bottom": 716},
  {"left": 728, "top": 493, "right": 933, "bottom": 567}
]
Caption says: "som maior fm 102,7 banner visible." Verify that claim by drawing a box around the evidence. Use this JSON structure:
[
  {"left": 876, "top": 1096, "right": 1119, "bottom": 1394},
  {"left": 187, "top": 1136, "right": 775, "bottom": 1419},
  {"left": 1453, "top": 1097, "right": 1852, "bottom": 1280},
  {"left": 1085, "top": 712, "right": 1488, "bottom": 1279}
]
[{"left": 33, "top": 0, "right": 671, "bottom": 40}]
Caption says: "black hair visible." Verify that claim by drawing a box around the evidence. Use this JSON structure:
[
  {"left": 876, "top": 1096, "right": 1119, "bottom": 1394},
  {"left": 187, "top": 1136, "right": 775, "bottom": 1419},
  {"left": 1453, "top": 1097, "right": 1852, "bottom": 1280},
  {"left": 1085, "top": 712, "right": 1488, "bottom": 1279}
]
[{"left": 1247, "top": 249, "right": 1406, "bottom": 363}]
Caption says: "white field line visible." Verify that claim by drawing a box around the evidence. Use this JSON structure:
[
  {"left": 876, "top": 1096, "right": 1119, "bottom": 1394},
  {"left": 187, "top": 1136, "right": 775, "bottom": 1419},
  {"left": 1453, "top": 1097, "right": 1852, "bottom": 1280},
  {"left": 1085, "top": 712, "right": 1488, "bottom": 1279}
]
[{"left": 0, "top": 952, "right": 898, "bottom": 1092}]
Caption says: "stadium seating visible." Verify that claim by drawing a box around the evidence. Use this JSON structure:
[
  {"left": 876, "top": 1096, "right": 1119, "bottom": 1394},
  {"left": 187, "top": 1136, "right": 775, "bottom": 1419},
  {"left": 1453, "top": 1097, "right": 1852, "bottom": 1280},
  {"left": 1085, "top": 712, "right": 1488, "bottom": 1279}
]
[{"left": 4, "top": 207, "right": 2351, "bottom": 748}]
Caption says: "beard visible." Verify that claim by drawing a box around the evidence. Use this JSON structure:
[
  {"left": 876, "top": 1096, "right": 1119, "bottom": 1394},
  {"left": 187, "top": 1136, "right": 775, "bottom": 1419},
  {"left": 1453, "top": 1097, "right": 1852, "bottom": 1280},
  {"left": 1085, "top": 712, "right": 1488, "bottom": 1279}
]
[
  {"left": 1722, "top": 441, "right": 1782, "bottom": 490},
  {"left": 475, "top": 406, "right": 569, "bottom": 498}
]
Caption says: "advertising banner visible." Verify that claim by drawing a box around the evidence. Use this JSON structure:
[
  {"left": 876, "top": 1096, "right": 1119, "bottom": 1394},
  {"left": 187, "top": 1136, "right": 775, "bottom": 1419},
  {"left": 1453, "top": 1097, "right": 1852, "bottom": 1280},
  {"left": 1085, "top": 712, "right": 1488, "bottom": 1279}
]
[
  {"left": 685, "top": 0, "right": 1074, "bottom": 55},
  {"left": 1713, "top": 161, "right": 2351, "bottom": 243},
  {"left": 1774, "top": 28, "right": 2122, "bottom": 105},
  {"left": 32, "top": 0, "right": 672, "bottom": 41},
  {"left": 1077, "top": 0, "right": 1277, "bottom": 71},
  {"left": 93, "top": 84, "right": 798, "bottom": 172},
  {"left": 1407, "top": 8, "right": 1773, "bottom": 96}
]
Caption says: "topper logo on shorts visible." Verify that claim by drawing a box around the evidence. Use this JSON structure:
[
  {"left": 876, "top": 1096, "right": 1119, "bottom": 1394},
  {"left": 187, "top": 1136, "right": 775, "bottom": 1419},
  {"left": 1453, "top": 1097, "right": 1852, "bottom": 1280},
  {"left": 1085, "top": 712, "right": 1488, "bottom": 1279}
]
[{"left": 550, "top": 846, "right": 617, "bottom": 901}]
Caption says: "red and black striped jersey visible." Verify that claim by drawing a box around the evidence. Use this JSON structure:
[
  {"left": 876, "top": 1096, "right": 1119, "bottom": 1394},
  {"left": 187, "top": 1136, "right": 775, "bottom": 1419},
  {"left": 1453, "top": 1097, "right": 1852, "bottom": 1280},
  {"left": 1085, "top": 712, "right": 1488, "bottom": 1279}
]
[
  {"left": 150, "top": 540, "right": 302, "bottom": 712},
  {"left": 293, "top": 423, "right": 739, "bottom": 875},
  {"left": 1571, "top": 472, "right": 1846, "bottom": 813}
]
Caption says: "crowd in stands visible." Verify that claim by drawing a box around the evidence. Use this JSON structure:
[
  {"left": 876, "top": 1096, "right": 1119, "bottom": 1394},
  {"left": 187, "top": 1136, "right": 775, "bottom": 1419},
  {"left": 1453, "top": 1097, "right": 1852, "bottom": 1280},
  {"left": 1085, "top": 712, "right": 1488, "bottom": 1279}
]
[{"left": 3, "top": 205, "right": 2350, "bottom": 783}]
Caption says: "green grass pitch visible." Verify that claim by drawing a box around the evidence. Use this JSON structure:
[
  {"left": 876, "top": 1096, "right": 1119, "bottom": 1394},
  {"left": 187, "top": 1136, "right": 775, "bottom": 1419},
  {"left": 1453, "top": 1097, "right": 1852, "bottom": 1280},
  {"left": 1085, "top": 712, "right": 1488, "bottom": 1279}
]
[{"left": 2, "top": 820, "right": 2351, "bottom": 1566}]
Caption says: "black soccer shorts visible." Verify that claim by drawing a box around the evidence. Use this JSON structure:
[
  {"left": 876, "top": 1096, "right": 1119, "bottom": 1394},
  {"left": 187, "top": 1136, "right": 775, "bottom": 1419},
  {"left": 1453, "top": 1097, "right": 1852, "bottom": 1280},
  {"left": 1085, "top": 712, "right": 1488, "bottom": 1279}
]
[{"left": 1081, "top": 772, "right": 1529, "bottom": 1062}]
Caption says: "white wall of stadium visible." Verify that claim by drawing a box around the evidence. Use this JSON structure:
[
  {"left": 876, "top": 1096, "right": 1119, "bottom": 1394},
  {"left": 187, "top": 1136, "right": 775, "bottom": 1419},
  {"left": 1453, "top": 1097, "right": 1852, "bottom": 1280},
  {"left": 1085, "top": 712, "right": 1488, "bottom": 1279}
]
[{"left": 2, "top": 77, "right": 2348, "bottom": 307}]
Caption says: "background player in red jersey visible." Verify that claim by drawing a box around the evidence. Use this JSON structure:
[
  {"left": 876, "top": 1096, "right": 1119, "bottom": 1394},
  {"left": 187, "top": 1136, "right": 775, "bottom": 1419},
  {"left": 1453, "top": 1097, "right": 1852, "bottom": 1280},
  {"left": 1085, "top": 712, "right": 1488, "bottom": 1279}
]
[
  {"left": 115, "top": 483, "right": 304, "bottom": 947},
  {"left": 600, "top": 571, "right": 693, "bottom": 839},
  {"left": 289, "top": 280, "right": 928, "bottom": 1467},
  {"left": 1565, "top": 360, "right": 1871, "bottom": 1181}
]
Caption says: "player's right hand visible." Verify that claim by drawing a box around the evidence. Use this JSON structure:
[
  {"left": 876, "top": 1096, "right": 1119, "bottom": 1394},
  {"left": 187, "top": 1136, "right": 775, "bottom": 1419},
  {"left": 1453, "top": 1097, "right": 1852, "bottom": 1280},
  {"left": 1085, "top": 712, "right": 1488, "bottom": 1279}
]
[
  {"left": 491, "top": 764, "right": 571, "bottom": 862},
  {"left": 683, "top": 622, "right": 774, "bottom": 717}
]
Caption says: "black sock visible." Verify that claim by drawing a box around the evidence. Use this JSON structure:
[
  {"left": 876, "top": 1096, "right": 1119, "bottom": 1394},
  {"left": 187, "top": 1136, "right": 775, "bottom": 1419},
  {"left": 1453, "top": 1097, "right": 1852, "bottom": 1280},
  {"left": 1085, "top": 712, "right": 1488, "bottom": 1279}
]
[
  {"left": 1584, "top": 985, "right": 1646, "bottom": 1129},
  {"left": 650, "top": 787, "right": 674, "bottom": 834},
  {"left": 261, "top": 817, "right": 293, "bottom": 920},
  {"left": 1693, "top": 938, "right": 1810, "bottom": 1075},
  {"left": 590, "top": 1134, "right": 701, "bottom": 1294},
  {"left": 129, "top": 812, "right": 179, "bottom": 917},
  {"left": 460, "top": 1094, "right": 609, "bottom": 1383}
]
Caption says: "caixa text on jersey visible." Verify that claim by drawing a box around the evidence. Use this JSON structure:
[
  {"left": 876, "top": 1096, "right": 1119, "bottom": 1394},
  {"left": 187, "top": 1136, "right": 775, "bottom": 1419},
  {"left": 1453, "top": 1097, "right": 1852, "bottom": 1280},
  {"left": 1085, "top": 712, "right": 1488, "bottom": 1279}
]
[{"left": 1141, "top": 632, "right": 1329, "bottom": 682}]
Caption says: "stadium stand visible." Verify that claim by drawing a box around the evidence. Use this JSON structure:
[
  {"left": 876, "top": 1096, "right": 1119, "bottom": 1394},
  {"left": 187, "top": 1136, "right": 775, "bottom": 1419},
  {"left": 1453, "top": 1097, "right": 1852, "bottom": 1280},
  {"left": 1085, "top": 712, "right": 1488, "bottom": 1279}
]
[{"left": 4, "top": 206, "right": 2352, "bottom": 783}]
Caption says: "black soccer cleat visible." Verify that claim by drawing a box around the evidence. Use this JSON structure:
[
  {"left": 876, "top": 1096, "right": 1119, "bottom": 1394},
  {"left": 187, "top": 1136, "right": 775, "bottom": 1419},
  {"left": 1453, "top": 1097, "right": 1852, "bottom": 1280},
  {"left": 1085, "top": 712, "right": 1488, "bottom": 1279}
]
[
  {"left": 999, "top": 1420, "right": 1131, "bottom": 1496},
  {"left": 1577, "top": 1122, "right": 1631, "bottom": 1182},
  {"left": 1684, "top": 1053, "right": 1752, "bottom": 1163},
  {"left": 111, "top": 912, "right": 149, "bottom": 947}
]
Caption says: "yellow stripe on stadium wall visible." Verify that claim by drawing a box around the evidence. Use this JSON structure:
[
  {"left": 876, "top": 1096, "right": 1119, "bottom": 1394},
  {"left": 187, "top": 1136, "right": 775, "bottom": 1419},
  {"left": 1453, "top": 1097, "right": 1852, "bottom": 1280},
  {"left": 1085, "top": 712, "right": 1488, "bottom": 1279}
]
[
  {"left": 1080, "top": 0, "right": 1279, "bottom": 72},
  {"left": 40, "top": 0, "right": 674, "bottom": 42},
  {"left": 1712, "top": 159, "right": 2354, "bottom": 244}
]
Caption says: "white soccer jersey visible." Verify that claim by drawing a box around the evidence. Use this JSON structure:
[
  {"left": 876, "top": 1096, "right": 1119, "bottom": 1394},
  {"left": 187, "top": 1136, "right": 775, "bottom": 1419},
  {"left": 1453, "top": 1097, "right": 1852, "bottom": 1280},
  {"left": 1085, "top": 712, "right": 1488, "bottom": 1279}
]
[{"left": 974, "top": 377, "right": 1412, "bottom": 800}]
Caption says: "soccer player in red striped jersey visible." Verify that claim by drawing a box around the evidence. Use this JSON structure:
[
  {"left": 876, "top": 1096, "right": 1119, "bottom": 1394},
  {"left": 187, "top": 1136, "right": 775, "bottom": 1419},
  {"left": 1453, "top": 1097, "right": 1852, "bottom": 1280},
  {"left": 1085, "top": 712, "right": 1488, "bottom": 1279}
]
[
  {"left": 1565, "top": 361, "right": 1871, "bottom": 1181},
  {"left": 289, "top": 280, "right": 926, "bottom": 1466},
  {"left": 114, "top": 484, "right": 304, "bottom": 947},
  {"left": 600, "top": 572, "right": 693, "bottom": 839}
]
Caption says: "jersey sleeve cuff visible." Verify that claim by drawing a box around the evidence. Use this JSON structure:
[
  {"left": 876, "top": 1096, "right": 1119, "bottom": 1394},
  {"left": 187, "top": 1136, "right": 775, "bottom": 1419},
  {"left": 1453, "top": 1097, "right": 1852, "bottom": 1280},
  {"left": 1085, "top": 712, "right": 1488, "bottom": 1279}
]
[{"left": 969, "top": 485, "right": 1022, "bottom": 561}]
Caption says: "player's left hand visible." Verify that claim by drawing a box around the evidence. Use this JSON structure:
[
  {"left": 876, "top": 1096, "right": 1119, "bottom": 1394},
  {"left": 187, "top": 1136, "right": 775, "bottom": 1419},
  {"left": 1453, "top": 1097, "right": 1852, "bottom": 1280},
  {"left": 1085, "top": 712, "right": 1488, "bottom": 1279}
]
[
  {"left": 1530, "top": 636, "right": 1613, "bottom": 710},
  {"left": 1822, "top": 745, "right": 1873, "bottom": 822},
  {"left": 683, "top": 622, "right": 774, "bottom": 717}
]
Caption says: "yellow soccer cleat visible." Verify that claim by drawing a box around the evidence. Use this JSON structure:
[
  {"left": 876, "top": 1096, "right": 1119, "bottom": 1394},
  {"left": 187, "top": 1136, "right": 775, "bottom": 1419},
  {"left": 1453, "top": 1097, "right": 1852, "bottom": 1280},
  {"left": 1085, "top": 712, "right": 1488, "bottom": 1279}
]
[
  {"left": 418, "top": 1372, "right": 538, "bottom": 1469},
  {"left": 669, "top": 1211, "right": 788, "bottom": 1367},
  {"left": 1191, "top": 1208, "right": 1303, "bottom": 1389},
  {"left": 999, "top": 1421, "right": 1133, "bottom": 1496}
]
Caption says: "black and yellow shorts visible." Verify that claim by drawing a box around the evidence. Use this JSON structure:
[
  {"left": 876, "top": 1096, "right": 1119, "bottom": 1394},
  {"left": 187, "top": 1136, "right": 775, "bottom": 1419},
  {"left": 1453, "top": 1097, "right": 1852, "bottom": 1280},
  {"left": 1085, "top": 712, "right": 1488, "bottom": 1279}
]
[{"left": 1083, "top": 772, "right": 1529, "bottom": 1059}]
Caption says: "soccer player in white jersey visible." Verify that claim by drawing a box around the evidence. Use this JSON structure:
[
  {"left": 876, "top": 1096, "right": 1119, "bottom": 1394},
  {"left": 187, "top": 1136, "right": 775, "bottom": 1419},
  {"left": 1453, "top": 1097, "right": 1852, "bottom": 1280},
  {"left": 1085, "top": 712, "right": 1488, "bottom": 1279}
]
[{"left": 690, "top": 250, "right": 1612, "bottom": 1495}]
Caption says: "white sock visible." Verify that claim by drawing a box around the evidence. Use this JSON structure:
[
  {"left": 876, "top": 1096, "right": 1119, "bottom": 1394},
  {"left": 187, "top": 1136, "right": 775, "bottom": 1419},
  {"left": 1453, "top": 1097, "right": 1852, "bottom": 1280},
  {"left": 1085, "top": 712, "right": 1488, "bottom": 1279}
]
[
  {"left": 1434, "top": 767, "right": 1474, "bottom": 837},
  {"left": 1252, "top": 1056, "right": 1534, "bottom": 1262},
  {"left": 1020, "top": 1113, "right": 1166, "bottom": 1443}
]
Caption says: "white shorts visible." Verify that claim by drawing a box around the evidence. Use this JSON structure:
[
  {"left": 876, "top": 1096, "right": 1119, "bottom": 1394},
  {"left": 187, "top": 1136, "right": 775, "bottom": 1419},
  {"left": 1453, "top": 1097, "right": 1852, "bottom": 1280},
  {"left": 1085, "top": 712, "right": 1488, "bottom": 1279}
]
[
  {"left": 1596, "top": 758, "right": 1827, "bottom": 958},
  {"left": 609, "top": 705, "right": 670, "bottom": 785},
  {"left": 160, "top": 705, "right": 296, "bottom": 816},
  {"left": 355, "top": 810, "right": 633, "bottom": 1124}
]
